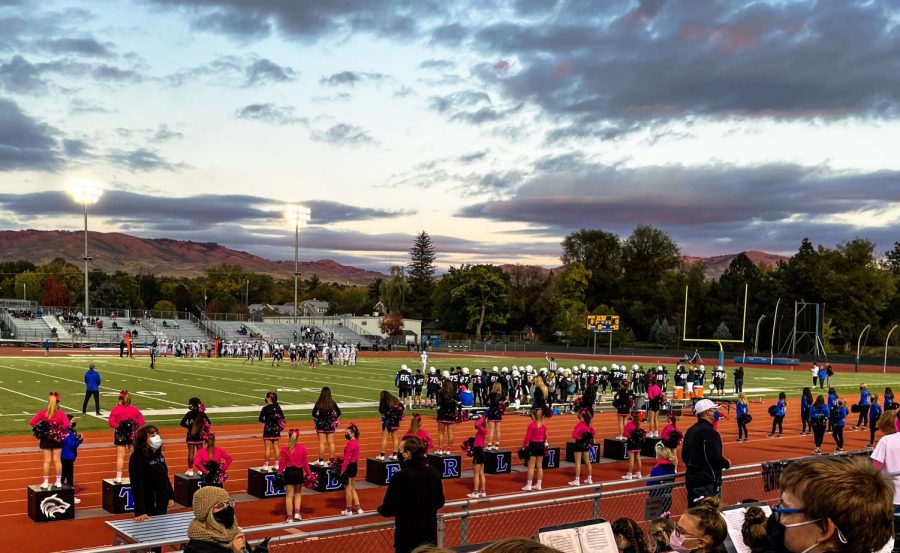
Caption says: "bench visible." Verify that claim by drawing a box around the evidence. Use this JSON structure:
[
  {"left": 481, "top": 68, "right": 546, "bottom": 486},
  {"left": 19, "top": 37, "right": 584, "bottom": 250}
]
[{"left": 106, "top": 510, "right": 193, "bottom": 549}]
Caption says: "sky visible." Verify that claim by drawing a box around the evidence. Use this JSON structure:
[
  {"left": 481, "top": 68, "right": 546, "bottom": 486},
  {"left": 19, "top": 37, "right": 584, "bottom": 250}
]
[{"left": 1, "top": 0, "right": 900, "bottom": 271}]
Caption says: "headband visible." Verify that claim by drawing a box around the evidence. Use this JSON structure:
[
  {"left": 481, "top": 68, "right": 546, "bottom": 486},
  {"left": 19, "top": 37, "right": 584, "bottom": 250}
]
[
  {"left": 119, "top": 390, "right": 128, "bottom": 399},
  {"left": 288, "top": 428, "right": 300, "bottom": 437},
  {"left": 49, "top": 392, "right": 60, "bottom": 401}
]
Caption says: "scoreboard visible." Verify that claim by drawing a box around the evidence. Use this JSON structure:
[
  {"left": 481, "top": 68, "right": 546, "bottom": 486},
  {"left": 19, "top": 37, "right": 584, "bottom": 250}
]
[{"left": 585, "top": 314, "right": 619, "bottom": 333}]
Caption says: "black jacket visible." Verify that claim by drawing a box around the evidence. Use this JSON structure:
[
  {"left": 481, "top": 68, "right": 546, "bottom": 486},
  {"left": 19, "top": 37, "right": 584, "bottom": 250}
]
[
  {"left": 183, "top": 540, "right": 232, "bottom": 553},
  {"left": 377, "top": 457, "right": 446, "bottom": 553},
  {"left": 681, "top": 418, "right": 730, "bottom": 489},
  {"left": 128, "top": 446, "right": 175, "bottom": 517}
]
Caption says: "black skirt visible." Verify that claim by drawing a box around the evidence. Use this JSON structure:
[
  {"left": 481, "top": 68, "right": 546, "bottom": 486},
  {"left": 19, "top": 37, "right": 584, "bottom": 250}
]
[
  {"left": 282, "top": 466, "right": 304, "bottom": 486},
  {"left": 39, "top": 438, "right": 62, "bottom": 450},
  {"left": 344, "top": 462, "right": 358, "bottom": 479},
  {"left": 527, "top": 440, "right": 546, "bottom": 457},
  {"left": 472, "top": 446, "right": 485, "bottom": 465},
  {"left": 114, "top": 436, "right": 134, "bottom": 447}
]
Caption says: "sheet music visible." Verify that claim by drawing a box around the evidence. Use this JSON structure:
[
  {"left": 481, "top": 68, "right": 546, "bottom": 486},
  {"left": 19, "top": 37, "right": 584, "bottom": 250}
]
[
  {"left": 579, "top": 522, "right": 618, "bottom": 553},
  {"left": 721, "top": 505, "right": 772, "bottom": 553},
  {"left": 538, "top": 529, "right": 581, "bottom": 553}
]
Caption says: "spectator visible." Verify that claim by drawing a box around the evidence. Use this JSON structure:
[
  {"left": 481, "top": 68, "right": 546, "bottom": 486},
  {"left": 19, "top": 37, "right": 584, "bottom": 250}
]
[
  {"left": 647, "top": 518, "right": 676, "bottom": 553},
  {"left": 613, "top": 517, "right": 650, "bottom": 553},
  {"left": 378, "top": 436, "right": 445, "bottom": 553},
  {"left": 183, "top": 486, "right": 266, "bottom": 553},
  {"left": 669, "top": 497, "right": 728, "bottom": 553},
  {"left": 741, "top": 505, "right": 769, "bottom": 553},
  {"left": 871, "top": 410, "right": 900, "bottom": 541},
  {"left": 82, "top": 363, "right": 101, "bottom": 415},
  {"left": 477, "top": 538, "right": 562, "bottom": 553},
  {"left": 130, "top": 425, "right": 175, "bottom": 522},
  {"left": 772, "top": 456, "right": 893, "bottom": 553},
  {"left": 681, "top": 399, "right": 730, "bottom": 507}
]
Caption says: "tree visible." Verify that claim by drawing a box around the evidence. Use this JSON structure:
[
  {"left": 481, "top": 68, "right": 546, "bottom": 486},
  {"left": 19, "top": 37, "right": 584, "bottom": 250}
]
[
  {"left": 620, "top": 225, "right": 682, "bottom": 338},
  {"left": 305, "top": 274, "right": 321, "bottom": 292},
  {"left": 407, "top": 231, "right": 437, "bottom": 319},
  {"left": 380, "top": 312, "right": 405, "bottom": 337},
  {"left": 444, "top": 265, "right": 511, "bottom": 341},
  {"left": 380, "top": 266, "right": 411, "bottom": 314},
  {"left": 42, "top": 276, "right": 70, "bottom": 306},
  {"left": 713, "top": 322, "right": 732, "bottom": 340},
  {"left": 93, "top": 281, "right": 128, "bottom": 309},
  {"left": 153, "top": 300, "right": 177, "bottom": 314},
  {"left": 561, "top": 229, "right": 622, "bottom": 309}
]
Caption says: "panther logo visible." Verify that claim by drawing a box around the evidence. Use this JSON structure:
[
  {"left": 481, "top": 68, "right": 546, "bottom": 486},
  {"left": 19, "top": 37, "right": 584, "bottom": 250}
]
[{"left": 40, "top": 494, "right": 71, "bottom": 519}]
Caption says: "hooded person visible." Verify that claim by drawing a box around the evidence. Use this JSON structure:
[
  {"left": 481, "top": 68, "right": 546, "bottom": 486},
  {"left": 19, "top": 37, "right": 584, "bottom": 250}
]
[{"left": 183, "top": 486, "right": 269, "bottom": 553}]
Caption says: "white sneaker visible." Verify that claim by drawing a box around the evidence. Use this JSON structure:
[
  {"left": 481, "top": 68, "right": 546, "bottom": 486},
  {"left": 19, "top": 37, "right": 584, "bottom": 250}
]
[
  {"left": 584, "top": 479, "right": 593, "bottom": 485},
  {"left": 633, "top": 473, "right": 642, "bottom": 479},
  {"left": 185, "top": 469, "right": 194, "bottom": 476},
  {"left": 354, "top": 508, "right": 364, "bottom": 515},
  {"left": 533, "top": 484, "right": 542, "bottom": 491},
  {"left": 39, "top": 481, "right": 49, "bottom": 489},
  {"left": 262, "top": 464, "right": 269, "bottom": 471},
  {"left": 521, "top": 485, "right": 532, "bottom": 491},
  {"left": 375, "top": 455, "right": 385, "bottom": 461},
  {"left": 341, "top": 509, "right": 353, "bottom": 516},
  {"left": 293, "top": 514, "right": 302, "bottom": 521},
  {"left": 478, "top": 492, "right": 487, "bottom": 498},
  {"left": 286, "top": 517, "right": 294, "bottom": 523},
  {"left": 621, "top": 473, "right": 633, "bottom": 480},
  {"left": 114, "top": 477, "right": 122, "bottom": 484},
  {"left": 568, "top": 480, "right": 581, "bottom": 486},
  {"left": 388, "top": 455, "right": 398, "bottom": 460},
  {"left": 467, "top": 492, "right": 480, "bottom": 498},
  {"left": 74, "top": 497, "right": 82, "bottom": 504},
  {"left": 274, "top": 464, "right": 279, "bottom": 472}
]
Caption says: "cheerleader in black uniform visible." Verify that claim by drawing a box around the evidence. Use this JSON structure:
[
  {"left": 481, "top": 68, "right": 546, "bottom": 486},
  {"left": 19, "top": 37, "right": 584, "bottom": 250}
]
[
  {"left": 613, "top": 381, "right": 635, "bottom": 439},
  {"left": 311, "top": 386, "right": 342, "bottom": 466},
  {"left": 180, "top": 397, "right": 210, "bottom": 476},
  {"left": 259, "top": 391, "right": 285, "bottom": 470},
  {"left": 377, "top": 390, "right": 405, "bottom": 460},
  {"left": 436, "top": 380, "right": 461, "bottom": 455},
  {"left": 486, "top": 382, "right": 506, "bottom": 450}
]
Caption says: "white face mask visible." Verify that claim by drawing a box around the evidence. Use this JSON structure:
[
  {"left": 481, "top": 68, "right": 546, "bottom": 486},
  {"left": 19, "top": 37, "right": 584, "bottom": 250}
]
[{"left": 149, "top": 434, "right": 163, "bottom": 450}]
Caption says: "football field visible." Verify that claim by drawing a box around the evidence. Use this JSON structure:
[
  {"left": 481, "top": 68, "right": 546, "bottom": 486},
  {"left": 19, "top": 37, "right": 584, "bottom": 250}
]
[{"left": 0, "top": 353, "right": 895, "bottom": 435}]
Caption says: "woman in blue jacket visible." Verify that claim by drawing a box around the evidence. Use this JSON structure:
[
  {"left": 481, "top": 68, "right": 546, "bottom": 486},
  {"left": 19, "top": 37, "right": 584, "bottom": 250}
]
[
  {"left": 867, "top": 394, "right": 882, "bottom": 447},
  {"left": 831, "top": 399, "right": 847, "bottom": 453},
  {"left": 799, "top": 387, "right": 812, "bottom": 435},
  {"left": 769, "top": 392, "right": 787, "bottom": 438},
  {"left": 736, "top": 392, "right": 750, "bottom": 442},
  {"left": 826, "top": 387, "right": 838, "bottom": 431},
  {"left": 808, "top": 395, "right": 829, "bottom": 454},
  {"left": 883, "top": 386, "right": 895, "bottom": 410},
  {"left": 853, "top": 383, "right": 871, "bottom": 430}
]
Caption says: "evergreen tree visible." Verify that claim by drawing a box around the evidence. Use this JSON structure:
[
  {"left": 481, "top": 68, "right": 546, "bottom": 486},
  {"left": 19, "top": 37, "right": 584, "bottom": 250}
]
[
  {"left": 407, "top": 231, "right": 437, "bottom": 319},
  {"left": 713, "top": 322, "right": 732, "bottom": 340}
]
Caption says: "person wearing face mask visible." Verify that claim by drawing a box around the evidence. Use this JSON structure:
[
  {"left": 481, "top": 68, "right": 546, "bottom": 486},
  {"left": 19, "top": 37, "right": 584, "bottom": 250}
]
[
  {"left": 128, "top": 425, "right": 175, "bottom": 553},
  {"left": 183, "top": 486, "right": 270, "bottom": 553},
  {"left": 339, "top": 423, "right": 362, "bottom": 516},
  {"left": 668, "top": 497, "right": 728, "bottom": 553},
  {"left": 378, "top": 436, "right": 446, "bottom": 553},
  {"left": 768, "top": 456, "right": 894, "bottom": 553},
  {"left": 681, "top": 399, "right": 730, "bottom": 508}
]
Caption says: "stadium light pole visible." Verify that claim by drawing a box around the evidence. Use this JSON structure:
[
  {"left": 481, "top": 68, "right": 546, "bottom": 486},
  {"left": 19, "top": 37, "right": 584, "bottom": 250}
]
[
  {"left": 68, "top": 178, "right": 103, "bottom": 318},
  {"left": 285, "top": 204, "right": 311, "bottom": 325}
]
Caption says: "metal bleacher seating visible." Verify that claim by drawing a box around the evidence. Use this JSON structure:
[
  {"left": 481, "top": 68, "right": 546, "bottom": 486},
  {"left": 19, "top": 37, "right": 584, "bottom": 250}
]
[
  {"left": 6, "top": 313, "right": 53, "bottom": 342},
  {"left": 148, "top": 318, "right": 209, "bottom": 342},
  {"left": 320, "top": 323, "right": 373, "bottom": 348}
]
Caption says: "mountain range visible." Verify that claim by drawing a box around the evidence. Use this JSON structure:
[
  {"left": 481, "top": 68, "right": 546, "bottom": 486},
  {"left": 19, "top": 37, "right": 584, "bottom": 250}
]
[{"left": 0, "top": 230, "right": 788, "bottom": 284}]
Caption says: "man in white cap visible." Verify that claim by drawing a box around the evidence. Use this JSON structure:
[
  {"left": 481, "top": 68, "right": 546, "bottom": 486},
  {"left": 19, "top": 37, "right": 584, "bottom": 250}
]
[{"left": 681, "top": 398, "right": 731, "bottom": 508}]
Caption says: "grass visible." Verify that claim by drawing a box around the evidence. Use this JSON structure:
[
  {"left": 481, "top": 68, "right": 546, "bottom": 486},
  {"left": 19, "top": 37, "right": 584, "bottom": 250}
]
[{"left": 0, "top": 354, "right": 895, "bottom": 435}]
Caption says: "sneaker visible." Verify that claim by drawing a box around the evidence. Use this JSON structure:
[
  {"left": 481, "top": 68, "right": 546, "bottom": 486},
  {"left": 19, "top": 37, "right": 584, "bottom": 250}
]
[
  {"left": 375, "top": 455, "right": 385, "bottom": 461},
  {"left": 768, "top": 433, "right": 774, "bottom": 438},
  {"left": 621, "top": 473, "right": 633, "bottom": 480},
  {"left": 39, "top": 482, "right": 49, "bottom": 489},
  {"left": 777, "top": 434, "right": 782, "bottom": 439},
  {"left": 533, "top": 484, "right": 542, "bottom": 491},
  {"left": 340, "top": 509, "right": 353, "bottom": 516},
  {"left": 273, "top": 464, "right": 279, "bottom": 472},
  {"left": 584, "top": 479, "right": 593, "bottom": 485},
  {"left": 388, "top": 455, "right": 398, "bottom": 461},
  {"left": 736, "top": 438, "right": 742, "bottom": 442},
  {"left": 521, "top": 485, "right": 532, "bottom": 491},
  {"left": 261, "top": 464, "right": 269, "bottom": 471},
  {"left": 294, "top": 514, "right": 302, "bottom": 521},
  {"left": 814, "top": 448, "right": 821, "bottom": 455},
  {"left": 286, "top": 517, "right": 295, "bottom": 523},
  {"left": 467, "top": 492, "right": 480, "bottom": 498},
  {"left": 354, "top": 508, "right": 365, "bottom": 515},
  {"left": 568, "top": 480, "right": 581, "bottom": 486},
  {"left": 633, "top": 473, "right": 642, "bottom": 479},
  {"left": 185, "top": 469, "right": 194, "bottom": 476},
  {"left": 114, "top": 477, "right": 122, "bottom": 484},
  {"left": 478, "top": 492, "right": 486, "bottom": 498},
  {"left": 74, "top": 497, "right": 82, "bottom": 504}
]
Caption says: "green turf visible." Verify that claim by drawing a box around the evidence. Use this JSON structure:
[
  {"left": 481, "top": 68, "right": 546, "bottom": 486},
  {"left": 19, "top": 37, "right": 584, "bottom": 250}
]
[{"left": 0, "top": 355, "right": 895, "bottom": 435}]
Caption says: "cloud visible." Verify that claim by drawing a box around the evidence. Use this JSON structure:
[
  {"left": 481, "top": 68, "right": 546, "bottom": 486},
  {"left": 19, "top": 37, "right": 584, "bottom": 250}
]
[
  {"left": 430, "top": 23, "right": 466, "bottom": 46},
  {"left": 0, "top": 55, "right": 48, "bottom": 93},
  {"left": 234, "top": 103, "right": 306, "bottom": 126},
  {"left": 0, "top": 190, "right": 411, "bottom": 228},
  {"left": 428, "top": 90, "right": 492, "bottom": 114},
  {"left": 244, "top": 58, "right": 296, "bottom": 86},
  {"left": 0, "top": 98, "right": 58, "bottom": 171},
  {"left": 62, "top": 138, "right": 92, "bottom": 158},
  {"left": 69, "top": 98, "right": 114, "bottom": 115},
  {"left": 147, "top": 0, "right": 445, "bottom": 43},
  {"left": 309, "top": 123, "right": 376, "bottom": 147},
  {"left": 418, "top": 59, "right": 456, "bottom": 71},
  {"left": 91, "top": 64, "right": 141, "bottom": 82},
  {"left": 106, "top": 148, "right": 188, "bottom": 172},
  {"left": 0, "top": 54, "right": 143, "bottom": 93},
  {"left": 166, "top": 55, "right": 296, "bottom": 88},
  {"left": 457, "top": 161, "right": 900, "bottom": 254},
  {"left": 151, "top": 125, "right": 183, "bottom": 143},
  {"left": 38, "top": 37, "right": 113, "bottom": 57},
  {"left": 319, "top": 70, "right": 389, "bottom": 87}
]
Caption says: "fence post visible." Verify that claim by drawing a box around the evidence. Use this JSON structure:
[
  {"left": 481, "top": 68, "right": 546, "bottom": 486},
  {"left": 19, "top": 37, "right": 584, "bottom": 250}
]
[
  {"left": 460, "top": 503, "right": 469, "bottom": 545},
  {"left": 437, "top": 516, "right": 446, "bottom": 547},
  {"left": 592, "top": 484, "right": 602, "bottom": 519}
]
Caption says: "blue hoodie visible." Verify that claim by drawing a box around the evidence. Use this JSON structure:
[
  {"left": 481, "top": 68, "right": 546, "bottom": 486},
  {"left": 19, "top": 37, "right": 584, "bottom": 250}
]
[
  {"left": 84, "top": 368, "right": 101, "bottom": 392},
  {"left": 61, "top": 429, "right": 82, "bottom": 461}
]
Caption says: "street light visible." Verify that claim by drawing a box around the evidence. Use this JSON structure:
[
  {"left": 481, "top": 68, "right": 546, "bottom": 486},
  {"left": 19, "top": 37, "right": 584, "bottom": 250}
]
[
  {"left": 284, "top": 204, "right": 311, "bottom": 324},
  {"left": 68, "top": 178, "right": 103, "bottom": 318}
]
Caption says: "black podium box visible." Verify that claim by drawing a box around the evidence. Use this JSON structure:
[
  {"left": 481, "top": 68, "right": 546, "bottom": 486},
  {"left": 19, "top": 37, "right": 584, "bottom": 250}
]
[
  {"left": 309, "top": 463, "right": 344, "bottom": 492},
  {"left": 174, "top": 473, "right": 204, "bottom": 507},
  {"left": 641, "top": 436, "right": 663, "bottom": 457},
  {"left": 603, "top": 438, "right": 628, "bottom": 460},
  {"left": 565, "top": 442, "right": 600, "bottom": 464},
  {"left": 366, "top": 457, "right": 403, "bottom": 486},
  {"left": 484, "top": 450, "right": 512, "bottom": 474},
  {"left": 427, "top": 453, "right": 462, "bottom": 479},
  {"left": 27, "top": 484, "right": 75, "bottom": 522},
  {"left": 102, "top": 478, "right": 133, "bottom": 513},
  {"left": 521, "top": 447, "right": 561, "bottom": 469},
  {"left": 247, "top": 467, "right": 285, "bottom": 499}
]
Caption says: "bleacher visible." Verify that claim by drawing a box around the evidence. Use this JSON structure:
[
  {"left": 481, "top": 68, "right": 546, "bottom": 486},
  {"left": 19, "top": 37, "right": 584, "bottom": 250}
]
[
  {"left": 320, "top": 323, "right": 373, "bottom": 348},
  {"left": 5, "top": 312, "right": 53, "bottom": 343},
  {"left": 75, "top": 317, "right": 159, "bottom": 346},
  {"left": 146, "top": 317, "right": 210, "bottom": 342}
]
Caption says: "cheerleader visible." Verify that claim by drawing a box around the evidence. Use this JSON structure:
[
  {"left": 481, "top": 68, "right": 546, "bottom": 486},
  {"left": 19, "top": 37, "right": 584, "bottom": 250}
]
[
  {"left": 278, "top": 428, "right": 312, "bottom": 522},
  {"left": 29, "top": 392, "right": 70, "bottom": 489},
  {"left": 192, "top": 433, "right": 232, "bottom": 487},
  {"left": 403, "top": 413, "right": 433, "bottom": 454},
  {"left": 259, "top": 392, "right": 285, "bottom": 470},
  {"left": 623, "top": 413, "right": 645, "bottom": 480},
  {"left": 486, "top": 382, "right": 505, "bottom": 450},
  {"left": 465, "top": 415, "right": 488, "bottom": 498},
  {"left": 768, "top": 392, "right": 787, "bottom": 438},
  {"left": 531, "top": 375, "right": 549, "bottom": 413},
  {"left": 884, "top": 387, "right": 895, "bottom": 410},
  {"left": 311, "top": 387, "right": 341, "bottom": 466},
  {"left": 108, "top": 390, "right": 145, "bottom": 483},
  {"left": 521, "top": 408, "right": 547, "bottom": 491},
  {"left": 340, "top": 423, "right": 362, "bottom": 515},
  {"left": 180, "top": 397, "right": 210, "bottom": 476},
  {"left": 808, "top": 395, "right": 829, "bottom": 454},
  {"left": 436, "top": 380, "right": 460, "bottom": 455},
  {"left": 377, "top": 390, "right": 405, "bottom": 460},
  {"left": 647, "top": 378, "right": 663, "bottom": 437},
  {"left": 867, "top": 394, "right": 882, "bottom": 447},
  {"left": 800, "top": 387, "right": 813, "bottom": 435},
  {"left": 736, "top": 392, "right": 750, "bottom": 442},
  {"left": 831, "top": 398, "right": 848, "bottom": 453},
  {"left": 661, "top": 412, "right": 680, "bottom": 447},
  {"left": 613, "top": 380, "right": 634, "bottom": 439},
  {"left": 852, "top": 383, "right": 871, "bottom": 430},
  {"left": 568, "top": 409, "right": 595, "bottom": 486}
]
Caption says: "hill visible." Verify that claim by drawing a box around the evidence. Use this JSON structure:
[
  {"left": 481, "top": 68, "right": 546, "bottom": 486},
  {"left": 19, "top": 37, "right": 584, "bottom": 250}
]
[{"left": 0, "top": 230, "right": 387, "bottom": 285}]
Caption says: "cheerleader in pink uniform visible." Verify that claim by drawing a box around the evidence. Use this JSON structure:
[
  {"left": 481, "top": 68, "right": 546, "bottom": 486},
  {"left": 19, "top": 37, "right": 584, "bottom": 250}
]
[{"left": 29, "top": 392, "right": 70, "bottom": 489}]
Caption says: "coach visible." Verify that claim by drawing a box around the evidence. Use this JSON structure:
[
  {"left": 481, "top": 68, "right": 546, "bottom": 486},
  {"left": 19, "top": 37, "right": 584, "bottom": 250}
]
[
  {"left": 82, "top": 363, "right": 101, "bottom": 415},
  {"left": 682, "top": 399, "right": 730, "bottom": 507}
]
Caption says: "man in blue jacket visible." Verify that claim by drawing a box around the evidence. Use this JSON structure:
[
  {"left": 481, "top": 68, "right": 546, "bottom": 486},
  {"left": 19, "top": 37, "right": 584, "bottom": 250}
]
[{"left": 82, "top": 363, "right": 101, "bottom": 415}]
